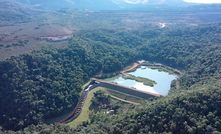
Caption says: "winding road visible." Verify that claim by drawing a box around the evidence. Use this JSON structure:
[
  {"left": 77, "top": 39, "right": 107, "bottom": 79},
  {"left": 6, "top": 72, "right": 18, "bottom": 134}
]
[{"left": 54, "top": 82, "right": 96, "bottom": 124}]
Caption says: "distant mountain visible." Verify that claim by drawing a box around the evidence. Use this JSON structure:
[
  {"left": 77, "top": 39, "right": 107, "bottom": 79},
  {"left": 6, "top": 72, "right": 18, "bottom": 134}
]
[
  {"left": 186, "top": 3, "right": 221, "bottom": 12},
  {"left": 0, "top": 0, "right": 39, "bottom": 26},
  {"left": 11, "top": 0, "right": 191, "bottom": 11},
  {"left": 10, "top": 0, "right": 119, "bottom": 10},
  {"left": 0, "top": 0, "right": 40, "bottom": 14}
]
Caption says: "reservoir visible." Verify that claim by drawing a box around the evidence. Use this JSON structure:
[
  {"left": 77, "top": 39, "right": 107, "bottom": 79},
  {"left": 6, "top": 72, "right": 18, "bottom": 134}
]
[{"left": 105, "top": 66, "right": 177, "bottom": 95}]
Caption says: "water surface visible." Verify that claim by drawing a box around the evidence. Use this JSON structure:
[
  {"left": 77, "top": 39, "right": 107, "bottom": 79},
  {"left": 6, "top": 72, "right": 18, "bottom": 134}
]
[{"left": 105, "top": 66, "right": 177, "bottom": 95}]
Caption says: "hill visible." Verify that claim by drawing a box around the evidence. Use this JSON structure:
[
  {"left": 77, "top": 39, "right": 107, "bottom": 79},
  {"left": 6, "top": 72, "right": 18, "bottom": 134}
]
[
  {"left": 11, "top": 0, "right": 190, "bottom": 11},
  {"left": 1, "top": 22, "right": 221, "bottom": 133},
  {"left": 1, "top": 21, "right": 221, "bottom": 132},
  {"left": 0, "top": 0, "right": 43, "bottom": 26},
  {"left": 1, "top": 1, "right": 221, "bottom": 133},
  {"left": 11, "top": 0, "right": 119, "bottom": 10},
  {"left": 17, "top": 85, "right": 221, "bottom": 133}
]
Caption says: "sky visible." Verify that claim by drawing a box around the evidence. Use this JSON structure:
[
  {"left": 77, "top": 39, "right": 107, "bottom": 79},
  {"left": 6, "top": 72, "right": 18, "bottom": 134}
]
[
  {"left": 113, "top": 0, "right": 221, "bottom": 4},
  {"left": 184, "top": 0, "right": 221, "bottom": 3}
]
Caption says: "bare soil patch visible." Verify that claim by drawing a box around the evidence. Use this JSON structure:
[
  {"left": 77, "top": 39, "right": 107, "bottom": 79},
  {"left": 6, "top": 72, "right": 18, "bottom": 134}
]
[
  {"left": 120, "top": 63, "right": 140, "bottom": 73},
  {"left": 176, "top": 81, "right": 180, "bottom": 90}
]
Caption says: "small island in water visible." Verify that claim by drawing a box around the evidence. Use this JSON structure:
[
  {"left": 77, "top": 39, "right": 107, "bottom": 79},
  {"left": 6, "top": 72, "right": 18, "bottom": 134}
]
[{"left": 121, "top": 73, "right": 157, "bottom": 87}]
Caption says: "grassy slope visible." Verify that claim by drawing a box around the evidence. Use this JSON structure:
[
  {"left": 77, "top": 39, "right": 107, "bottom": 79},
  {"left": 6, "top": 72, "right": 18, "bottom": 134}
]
[
  {"left": 109, "top": 95, "right": 139, "bottom": 105},
  {"left": 67, "top": 86, "right": 142, "bottom": 126},
  {"left": 67, "top": 87, "right": 101, "bottom": 126},
  {"left": 102, "top": 87, "right": 142, "bottom": 103}
]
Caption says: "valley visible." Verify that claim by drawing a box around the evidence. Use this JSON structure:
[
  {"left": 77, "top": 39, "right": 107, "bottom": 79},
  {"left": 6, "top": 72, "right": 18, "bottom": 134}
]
[
  {"left": 1, "top": 0, "right": 221, "bottom": 133},
  {"left": 1, "top": 0, "right": 221, "bottom": 60}
]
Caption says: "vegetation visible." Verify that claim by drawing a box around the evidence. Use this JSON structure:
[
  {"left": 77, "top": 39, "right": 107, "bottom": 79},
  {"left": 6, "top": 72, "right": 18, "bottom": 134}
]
[
  {"left": 0, "top": 1, "right": 35, "bottom": 26},
  {"left": 94, "top": 73, "right": 120, "bottom": 79},
  {"left": 68, "top": 86, "right": 104, "bottom": 126},
  {"left": 0, "top": 44, "right": 100, "bottom": 130},
  {"left": 91, "top": 90, "right": 110, "bottom": 106},
  {"left": 8, "top": 40, "right": 29, "bottom": 47},
  {"left": 122, "top": 73, "right": 157, "bottom": 87},
  {"left": 1, "top": 1, "right": 221, "bottom": 133},
  {"left": 3, "top": 87, "right": 221, "bottom": 133},
  {"left": 68, "top": 86, "right": 139, "bottom": 127},
  {"left": 1, "top": 21, "right": 221, "bottom": 132},
  {"left": 148, "top": 65, "right": 181, "bottom": 75},
  {"left": 0, "top": 32, "right": 137, "bottom": 131},
  {"left": 94, "top": 86, "right": 142, "bottom": 104}
]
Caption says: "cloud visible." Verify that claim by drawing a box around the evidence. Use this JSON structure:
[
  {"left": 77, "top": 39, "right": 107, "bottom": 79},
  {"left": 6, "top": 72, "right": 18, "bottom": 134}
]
[
  {"left": 158, "top": 0, "right": 165, "bottom": 4},
  {"left": 112, "top": 0, "right": 149, "bottom": 4},
  {"left": 65, "top": 0, "right": 75, "bottom": 4},
  {"left": 124, "top": 0, "right": 149, "bottom": 4},
  {"left": 111, "top": 0, "right": 121, "bottom": 4}
]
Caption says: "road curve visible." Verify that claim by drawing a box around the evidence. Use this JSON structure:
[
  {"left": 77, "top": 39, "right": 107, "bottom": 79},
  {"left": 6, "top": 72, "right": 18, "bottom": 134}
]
[{"left": 54, "top": 82, "right": 96, "bottom": 124}]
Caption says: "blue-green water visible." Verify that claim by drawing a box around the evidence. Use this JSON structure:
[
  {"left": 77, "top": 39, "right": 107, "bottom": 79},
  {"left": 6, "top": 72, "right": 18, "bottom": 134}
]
[{"left": 105, "top": 66, "right": 177, "bottom": 95}]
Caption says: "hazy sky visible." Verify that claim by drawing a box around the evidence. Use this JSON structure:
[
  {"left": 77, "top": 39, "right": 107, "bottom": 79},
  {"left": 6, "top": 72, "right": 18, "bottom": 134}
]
[{"left": 184, "top": 0, "right": 221, "bottom": 3}]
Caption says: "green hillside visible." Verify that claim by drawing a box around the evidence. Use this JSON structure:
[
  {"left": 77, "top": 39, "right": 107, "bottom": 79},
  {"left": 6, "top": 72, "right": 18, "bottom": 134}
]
[
  {"left": 1, "top": 22, "right": 221, "bottom": 133},
  {"left": 1, "top": 1, "right": 221, "bottom": 133},
  {"left": 68, "top": 87, "right": 221, "bottom": 133},
  {"left": 0, "top": 1, "right": 39, "bottom": 26}
]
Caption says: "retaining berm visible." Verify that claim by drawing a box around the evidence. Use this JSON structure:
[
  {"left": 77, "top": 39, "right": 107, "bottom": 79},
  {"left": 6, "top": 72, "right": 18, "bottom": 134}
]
[{"left": 96, "top": 79, "right": 160, "bottom": 98}]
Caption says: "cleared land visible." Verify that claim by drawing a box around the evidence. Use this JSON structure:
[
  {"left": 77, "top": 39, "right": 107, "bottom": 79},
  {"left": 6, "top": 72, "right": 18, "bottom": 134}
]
[
  {"left": 0, "top": 22, "right": 73, "bottom": 60},
  {"left": 1, "top": 8, "right": 221, "bottom": 60},
  {"left": 120, "top": 63, "right": 139, "bottom": 73},
  {"left": 0, "top": 39, "right": 69, "bottom": 60},
  {"left": 0, "top": 23, "right": 72, "bottom": 43}
]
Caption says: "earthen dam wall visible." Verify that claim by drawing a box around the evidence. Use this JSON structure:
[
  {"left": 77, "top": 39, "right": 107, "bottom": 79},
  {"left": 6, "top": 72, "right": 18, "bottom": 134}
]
[{"left": 96, "top": 80, "right": 160, "bottom": 99}]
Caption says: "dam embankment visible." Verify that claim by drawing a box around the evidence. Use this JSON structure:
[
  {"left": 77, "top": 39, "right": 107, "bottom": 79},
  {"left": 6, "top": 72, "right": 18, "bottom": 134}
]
[{"left": 94, "top": 79, "right": 160, "bottom": 99}]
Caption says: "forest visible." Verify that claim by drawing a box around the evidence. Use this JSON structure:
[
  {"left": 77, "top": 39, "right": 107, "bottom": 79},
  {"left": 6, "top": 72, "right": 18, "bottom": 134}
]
[
  {"left": 0, "top": 33, "right": 137, "bottom": 130},
  {"left": 1, "top": 0, "right": 221, "bottom": 131},
  {"left": 0, "top": 21, "right": 221, "bottom": 133}
]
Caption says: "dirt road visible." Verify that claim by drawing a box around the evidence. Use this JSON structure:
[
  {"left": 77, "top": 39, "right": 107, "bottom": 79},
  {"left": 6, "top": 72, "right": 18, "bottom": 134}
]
[{"left": 120, "top": 63, "right": 140, "bottom": 73}]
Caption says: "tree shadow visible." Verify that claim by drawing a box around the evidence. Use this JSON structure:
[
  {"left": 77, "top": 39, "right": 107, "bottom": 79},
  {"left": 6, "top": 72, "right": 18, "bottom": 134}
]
[{"left": 89, "top": 103, "right": 97, "bottom": 111}]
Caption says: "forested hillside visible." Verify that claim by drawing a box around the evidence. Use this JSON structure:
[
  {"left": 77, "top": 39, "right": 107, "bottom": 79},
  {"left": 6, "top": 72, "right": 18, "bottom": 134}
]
[
  {"left": 0, "top": 35, "right": 138, "bottom": 130},
  {"left": 0, "top": 1, "right": 42, "bottom": 26},
  {"left": 1, "top": 21, "right": 221, "bottom": 133},
  {"left": 15, "top": 85, "right": 221, "bottom": 134}
]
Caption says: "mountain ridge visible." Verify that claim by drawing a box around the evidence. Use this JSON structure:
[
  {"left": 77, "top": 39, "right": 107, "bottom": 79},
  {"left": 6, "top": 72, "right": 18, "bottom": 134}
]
[{"left": 10, "top": 0, "right": 191, "bottom": 11}]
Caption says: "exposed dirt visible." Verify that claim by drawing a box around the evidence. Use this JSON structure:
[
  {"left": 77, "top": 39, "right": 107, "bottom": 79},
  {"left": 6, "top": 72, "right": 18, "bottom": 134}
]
[
  {"left": 120, "top": 63, "right": 140, "bottom": 73},
  {"left": 176, "top": 81, "right": 180, "bottom": 90}
]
